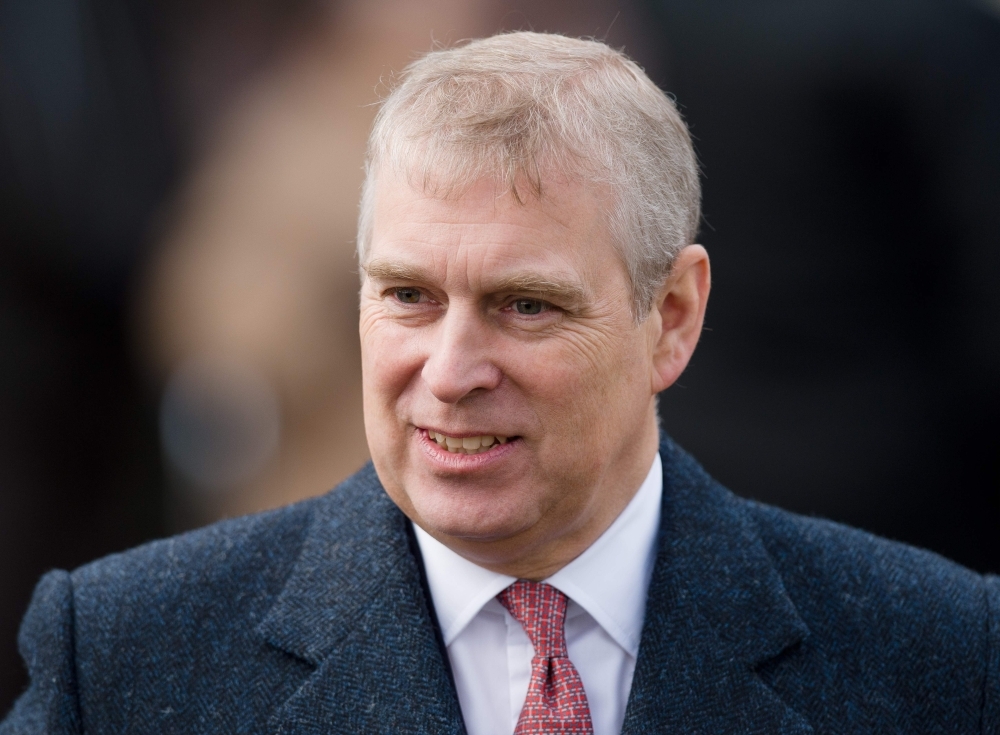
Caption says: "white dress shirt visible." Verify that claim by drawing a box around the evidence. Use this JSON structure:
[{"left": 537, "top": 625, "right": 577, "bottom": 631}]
[{"left": 414, "top": 453, "right": 662, "bottom": 735}]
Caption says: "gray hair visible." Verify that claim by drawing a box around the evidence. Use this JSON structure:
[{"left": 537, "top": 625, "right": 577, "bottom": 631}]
[{"left": 357, "top": 31, "right": 700, "bottom": 319}]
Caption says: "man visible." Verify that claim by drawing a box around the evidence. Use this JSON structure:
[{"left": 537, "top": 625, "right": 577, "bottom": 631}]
[{"left": 3, "top": 31, "right": 999, "bottom": 735}]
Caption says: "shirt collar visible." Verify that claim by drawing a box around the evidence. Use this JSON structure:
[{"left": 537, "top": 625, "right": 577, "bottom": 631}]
[{"left": 414, "top": 453, "right": 662, "bottom": 657}]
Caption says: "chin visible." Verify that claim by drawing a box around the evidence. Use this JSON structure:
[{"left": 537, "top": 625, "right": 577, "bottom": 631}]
[{"left": 410, "top": 483, "right": 538, "bottom": 545}]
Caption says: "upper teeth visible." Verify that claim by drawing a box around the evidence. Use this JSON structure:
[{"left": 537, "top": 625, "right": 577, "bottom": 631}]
[{"left": 430, "top": 432, "right": 508, "bottom": 454}]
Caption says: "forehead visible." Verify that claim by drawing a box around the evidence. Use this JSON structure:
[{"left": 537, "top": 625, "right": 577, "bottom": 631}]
[{"left": 367, "top": 172, "right": 623, "bottom": 291}]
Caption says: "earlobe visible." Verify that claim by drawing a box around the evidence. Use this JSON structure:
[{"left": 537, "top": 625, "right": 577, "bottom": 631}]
[{"left": 649, "top": 245, "right": 711, "bottom": 394}]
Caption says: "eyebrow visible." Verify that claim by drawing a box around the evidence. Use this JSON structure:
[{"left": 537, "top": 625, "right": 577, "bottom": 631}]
[
  {"left": 363, "top": 260, "right": 432, "bottom": 282},
  {"left": 488, "top": 274, "right": 586, "bottom": 305},
  {"left": 363, "top": 259, "right": 586, "bottom": 305}
]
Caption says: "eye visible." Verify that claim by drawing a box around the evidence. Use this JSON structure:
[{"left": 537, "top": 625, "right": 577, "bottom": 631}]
[
  {"left": 512, "top": 299, "right": 545, "bottom": 315},
  {"left": 393, "top": 288, "right": 422, "bottom": 304}
]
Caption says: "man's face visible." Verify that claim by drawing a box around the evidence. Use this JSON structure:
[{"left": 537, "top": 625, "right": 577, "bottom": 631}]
[{"left": 359, "top": 172, "right": 661, "bottom": 571}]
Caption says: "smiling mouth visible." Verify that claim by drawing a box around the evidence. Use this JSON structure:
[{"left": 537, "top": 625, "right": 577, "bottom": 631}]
[{"left": 426, "top": 431, "right": 511, "bottom": 455}]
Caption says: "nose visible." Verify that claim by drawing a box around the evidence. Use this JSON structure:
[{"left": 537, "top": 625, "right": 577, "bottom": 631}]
[{"left": 421, "top": 305, "right": 502, "bottom": 404}]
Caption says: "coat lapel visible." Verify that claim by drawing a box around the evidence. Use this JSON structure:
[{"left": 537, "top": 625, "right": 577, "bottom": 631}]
[
  {"left": 257, "top": 464, "right": 465, "bottom": 735},
  {"left": 622, "top": 437, "right": 814, "bottom": 734}
]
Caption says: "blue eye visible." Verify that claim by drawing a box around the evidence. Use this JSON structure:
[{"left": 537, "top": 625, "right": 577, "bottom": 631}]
[
  {"left": 394, "top": 288, "right": 421, "bottom": 304},
  {"left": 513, "top": 299, "right": 544, "bottom": 315}
]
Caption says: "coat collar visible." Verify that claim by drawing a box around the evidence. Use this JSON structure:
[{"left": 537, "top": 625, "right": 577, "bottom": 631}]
[
  {"left": 258, "top": 437, "right": 811, "bottom": 734},
  {"left": 258, "top": 463, "right": 465, "bottom": 734},
  {"left": 622, "top": 435, "right": 812, "bottom": 734}
]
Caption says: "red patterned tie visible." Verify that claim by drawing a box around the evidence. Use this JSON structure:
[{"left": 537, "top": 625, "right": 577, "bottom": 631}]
[{"left": 497, "top": 580, "right": 594, "bottom": 734}]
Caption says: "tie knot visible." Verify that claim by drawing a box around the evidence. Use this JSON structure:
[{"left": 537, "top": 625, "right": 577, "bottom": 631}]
[{"left": 497, "top": 580, "right": 569, "bottom": 658}]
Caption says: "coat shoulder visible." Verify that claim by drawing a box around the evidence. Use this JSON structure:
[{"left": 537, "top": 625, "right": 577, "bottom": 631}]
[
  {"left": 57, "top": 465, "right": 382, "bottom": 733},
  {"left": 744, "top": 498, "right": 987, "bottom": 621},
  {"left": 739, "top": 497, "right": 996, "bottom": 732},
  {"left": 72, "top": 491, "right": 314, "bottom": 603},
  {"left": 70, "top": 462, "right": 379, "bottom": 605}
]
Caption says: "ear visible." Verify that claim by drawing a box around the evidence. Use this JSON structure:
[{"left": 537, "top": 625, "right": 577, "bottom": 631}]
[{"left": 648, "top": 245, "right": 711, "bottom": 394}]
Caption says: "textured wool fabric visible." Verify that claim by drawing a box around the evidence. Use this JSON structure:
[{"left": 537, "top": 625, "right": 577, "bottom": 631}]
[
  {"left": 2, "top": 434, "right": 1000, "bottom": 734},
  {"left": 498, "top": 581, "right": 594, "bottom": 734}
]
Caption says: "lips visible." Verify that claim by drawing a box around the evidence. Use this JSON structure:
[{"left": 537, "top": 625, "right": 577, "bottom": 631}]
[{"left": 426, "top": 431, "right": 509, "bottom": 455}]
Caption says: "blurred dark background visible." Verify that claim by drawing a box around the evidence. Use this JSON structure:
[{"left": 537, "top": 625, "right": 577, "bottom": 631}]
[{"left": 1, "top": 0, "right": 998, "bottom": 715}]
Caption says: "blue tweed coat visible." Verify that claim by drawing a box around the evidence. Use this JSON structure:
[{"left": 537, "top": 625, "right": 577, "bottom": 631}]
[{"left": 3, "top": 435, "right": 999, "bottom": 734}]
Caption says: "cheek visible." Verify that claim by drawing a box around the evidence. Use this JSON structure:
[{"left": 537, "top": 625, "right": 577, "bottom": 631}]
[
  {"left": 360, "top": 317, "right": 423, "bottom": 486},
  {"left": 360, "top": 322, "right": 427, "bottom": 474},
  {"left": 505, "top": 329, "right": 645, "bottom": 432},
  {"left": 360, "top": 314, "right": 423, "bottom": 403}
]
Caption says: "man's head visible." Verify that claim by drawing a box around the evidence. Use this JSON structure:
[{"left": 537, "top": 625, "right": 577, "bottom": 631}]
[{"left": 357, "top": 32, "right": 709, "bottom": 579}]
